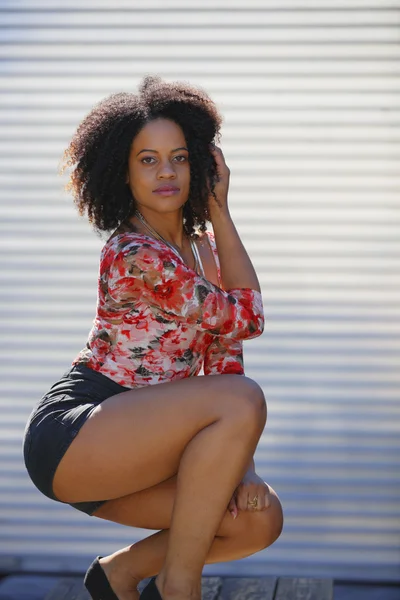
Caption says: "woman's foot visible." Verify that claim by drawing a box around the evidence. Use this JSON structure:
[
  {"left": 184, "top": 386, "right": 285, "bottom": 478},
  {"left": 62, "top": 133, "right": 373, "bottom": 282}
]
[{"left": 99, "top": 551, "right": 141, "bottom": 600}]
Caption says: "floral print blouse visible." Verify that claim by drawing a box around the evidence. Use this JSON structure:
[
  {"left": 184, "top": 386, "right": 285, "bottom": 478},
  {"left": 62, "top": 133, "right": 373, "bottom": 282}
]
[{"left": 73, "top": 230, "right": 264, "bottom": 388}]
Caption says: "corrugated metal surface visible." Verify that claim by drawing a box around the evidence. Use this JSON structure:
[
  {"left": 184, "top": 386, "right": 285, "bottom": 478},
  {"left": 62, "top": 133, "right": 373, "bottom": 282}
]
[{"left": 1, "top": 0, "right": 399, "bottom": 582}]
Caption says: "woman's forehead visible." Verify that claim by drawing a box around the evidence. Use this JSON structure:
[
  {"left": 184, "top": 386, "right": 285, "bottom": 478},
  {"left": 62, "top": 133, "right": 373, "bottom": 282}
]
[{"left": 132, "top": 118, "right": 186, "bottom": 150}]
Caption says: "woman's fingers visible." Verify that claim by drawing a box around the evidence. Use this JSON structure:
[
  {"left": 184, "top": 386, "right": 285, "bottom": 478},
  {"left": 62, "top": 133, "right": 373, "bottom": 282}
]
[
  {"left": 236, "top": 486, "right": 272, "bottom": 512},
  {"left": 208, "top": 143, "right": 230, "bottom": 205}
]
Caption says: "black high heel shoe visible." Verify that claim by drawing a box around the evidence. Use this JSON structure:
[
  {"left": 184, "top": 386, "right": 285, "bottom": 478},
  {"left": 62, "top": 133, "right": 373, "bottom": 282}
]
[
  {"left": 84, "top": 556, "right": 119, "bottom": 600},
  {"left": 140, "top": 575, "right": 163, "bottom": 599}
]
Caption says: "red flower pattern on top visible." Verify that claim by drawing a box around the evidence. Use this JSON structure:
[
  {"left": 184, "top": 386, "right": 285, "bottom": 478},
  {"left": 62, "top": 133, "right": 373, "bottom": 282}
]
[{"left": 73, "top": 230, "right": 264, "bottom": 388}]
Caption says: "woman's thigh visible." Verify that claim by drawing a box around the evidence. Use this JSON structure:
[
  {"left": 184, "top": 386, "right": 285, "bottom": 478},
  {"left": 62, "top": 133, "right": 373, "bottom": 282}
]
[{"left": 52, "top": 372, "right": 266, "bottom": 504}]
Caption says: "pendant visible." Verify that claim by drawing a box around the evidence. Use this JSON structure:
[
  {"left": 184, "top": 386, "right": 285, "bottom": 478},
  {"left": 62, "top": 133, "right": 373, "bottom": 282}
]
[{"left": 134, "top": 209, "right": 204, "bottom": 276}]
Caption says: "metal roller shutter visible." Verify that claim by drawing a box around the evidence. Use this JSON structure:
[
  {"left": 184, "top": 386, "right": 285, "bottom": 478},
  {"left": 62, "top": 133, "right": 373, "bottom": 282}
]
[{"left": 0, "top": 0, "right": 399, "bottom": 582}]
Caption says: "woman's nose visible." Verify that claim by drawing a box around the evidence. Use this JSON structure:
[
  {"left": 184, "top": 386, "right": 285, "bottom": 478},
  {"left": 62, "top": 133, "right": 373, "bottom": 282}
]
[{"left": 157, "top": 160, "right": 176, "bottom": 177}]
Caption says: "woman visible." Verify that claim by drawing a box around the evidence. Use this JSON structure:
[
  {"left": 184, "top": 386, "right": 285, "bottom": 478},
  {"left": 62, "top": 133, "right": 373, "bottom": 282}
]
[{"left": 22, "top": 75, "right": 283, "bottom": 600}]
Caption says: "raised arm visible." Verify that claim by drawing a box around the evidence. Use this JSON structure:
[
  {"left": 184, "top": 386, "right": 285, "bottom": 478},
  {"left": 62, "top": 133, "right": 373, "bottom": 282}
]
[{"left": 208, "top": 143, "right": 262, "bottom": 294}]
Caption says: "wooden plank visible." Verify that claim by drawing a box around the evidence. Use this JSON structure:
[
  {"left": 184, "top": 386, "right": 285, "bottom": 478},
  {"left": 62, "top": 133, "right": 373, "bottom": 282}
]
[
  {"left": 0, "top": 575, "right": 60, "bottom": 600},
  {"left": 274, "top": 577, "right": 334, "bottom": 600},
  {"left": 138, "top": 576, "right": 222, "bottom": 599},
  {"left": 202, "top": 577, "right": 223, "bottom": 600},
  {"left": 6, "top": 574, "right": 334, "bottom": 600},
  {"left": 220, "top": 577, "right": 277, "bottom": 600},
  {"left": 44, "top": 577, "right": 89, "bottom": 600}
]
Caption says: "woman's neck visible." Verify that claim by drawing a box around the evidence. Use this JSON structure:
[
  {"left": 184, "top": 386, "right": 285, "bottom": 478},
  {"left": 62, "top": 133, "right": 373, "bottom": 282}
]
[{"left": 132, "top": 208, "right": 187, "bottom": 250}]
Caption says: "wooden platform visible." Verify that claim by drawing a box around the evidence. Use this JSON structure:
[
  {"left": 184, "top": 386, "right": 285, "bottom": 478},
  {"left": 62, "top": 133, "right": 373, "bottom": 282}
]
[{"left": 0, "top": 574, "right": 334, "bottom": 599}]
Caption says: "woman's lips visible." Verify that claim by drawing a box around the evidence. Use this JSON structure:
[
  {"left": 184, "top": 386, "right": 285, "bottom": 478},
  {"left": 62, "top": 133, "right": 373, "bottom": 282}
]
[{"left": 153, "top": 189, "right": 180, "bottom": 196}]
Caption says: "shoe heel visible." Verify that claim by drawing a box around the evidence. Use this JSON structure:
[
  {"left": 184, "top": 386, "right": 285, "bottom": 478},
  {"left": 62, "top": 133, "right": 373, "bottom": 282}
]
[{"left": 84, "top": 556, "right": 119, "bottom": 600}]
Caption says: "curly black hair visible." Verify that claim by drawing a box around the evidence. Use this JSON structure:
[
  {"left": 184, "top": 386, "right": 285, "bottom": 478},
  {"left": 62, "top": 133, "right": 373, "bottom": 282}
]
[{"left": 59, "top": 75, "right": 223, "bottom": 237}]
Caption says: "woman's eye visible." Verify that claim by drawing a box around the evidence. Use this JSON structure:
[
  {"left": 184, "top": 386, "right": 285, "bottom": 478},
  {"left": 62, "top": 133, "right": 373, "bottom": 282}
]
[{"left": 141, "top": 155, "right": 187, "bottom": 165}]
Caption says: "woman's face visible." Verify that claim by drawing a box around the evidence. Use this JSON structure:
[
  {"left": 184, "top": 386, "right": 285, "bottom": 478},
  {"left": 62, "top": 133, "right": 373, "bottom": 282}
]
[{"left": 126, "top": 118, "right": 190, "bottom": 213}]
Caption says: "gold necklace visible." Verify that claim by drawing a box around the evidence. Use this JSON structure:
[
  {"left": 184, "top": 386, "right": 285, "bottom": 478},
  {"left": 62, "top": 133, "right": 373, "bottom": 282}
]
[{"left": 133, "top": 209, "right": 205, "bottom": 278}]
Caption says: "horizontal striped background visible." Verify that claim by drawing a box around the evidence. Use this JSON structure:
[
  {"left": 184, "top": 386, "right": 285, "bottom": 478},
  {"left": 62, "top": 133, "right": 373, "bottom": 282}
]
[{"left": 0, "top": 0, "right": 399, "bottom": 582}]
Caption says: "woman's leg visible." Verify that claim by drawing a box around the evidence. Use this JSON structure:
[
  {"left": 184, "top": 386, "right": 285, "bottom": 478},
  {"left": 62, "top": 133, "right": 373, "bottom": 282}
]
[
  {"left": 92, "top": 475, "right": 283, "bottom": 599},
  {"left": 52, "top": 374, "right": 267, "bottom": 599}
]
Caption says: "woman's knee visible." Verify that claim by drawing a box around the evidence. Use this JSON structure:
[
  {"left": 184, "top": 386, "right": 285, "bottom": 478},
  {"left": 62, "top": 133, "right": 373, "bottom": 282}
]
[
  {"left": 227, "top": 376, "right": 267, "bottom": 431},
  {"left": 253, "top": 491, "right": 284, "bottom": 550}
]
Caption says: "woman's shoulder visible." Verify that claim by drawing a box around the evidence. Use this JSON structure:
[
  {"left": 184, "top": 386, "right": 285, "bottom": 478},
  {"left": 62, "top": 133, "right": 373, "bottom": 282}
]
[
  {"left": 99, "top": 231, "right": 173, "bottom": 275},
  {"left": 102, "top": 229, "right": 168, "bottom": 255},
  {"left": 100, "top": 226, "right": 217, "bottom": 269},
  {"left": 103, "top": 226, "right": 215, "bottom": 250}
]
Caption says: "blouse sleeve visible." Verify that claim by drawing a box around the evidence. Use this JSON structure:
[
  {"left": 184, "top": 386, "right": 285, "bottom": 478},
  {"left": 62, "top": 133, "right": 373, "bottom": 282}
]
[
  {"left": 106, "top": 235, "right": 264, "bottom": 341},
  {"left": 203, "top": 336, "right": 245, "bottom": 376}
]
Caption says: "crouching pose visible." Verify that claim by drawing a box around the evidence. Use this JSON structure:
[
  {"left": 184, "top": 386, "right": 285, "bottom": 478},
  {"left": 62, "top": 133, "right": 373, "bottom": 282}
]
[{"left": 23, "top": 75, "right": 283, "bottom": 600}]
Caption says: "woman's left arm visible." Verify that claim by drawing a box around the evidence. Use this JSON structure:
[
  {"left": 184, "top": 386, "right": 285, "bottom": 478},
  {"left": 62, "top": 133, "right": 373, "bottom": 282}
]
[
  {"left": 203, "top": 336, "right": 244, "bottom": 376},
  {"left": 203, "top": 336, "right": 257, "bottom": 477},
  {"left": 203, "top": 337, "right": 255, "bottom": 470}
]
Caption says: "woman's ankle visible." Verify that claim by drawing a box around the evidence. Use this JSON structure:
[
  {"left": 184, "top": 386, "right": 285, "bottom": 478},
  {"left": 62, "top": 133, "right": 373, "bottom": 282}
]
[{"left": 156, "top": 569, "right": 201, "bottom": 600}]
